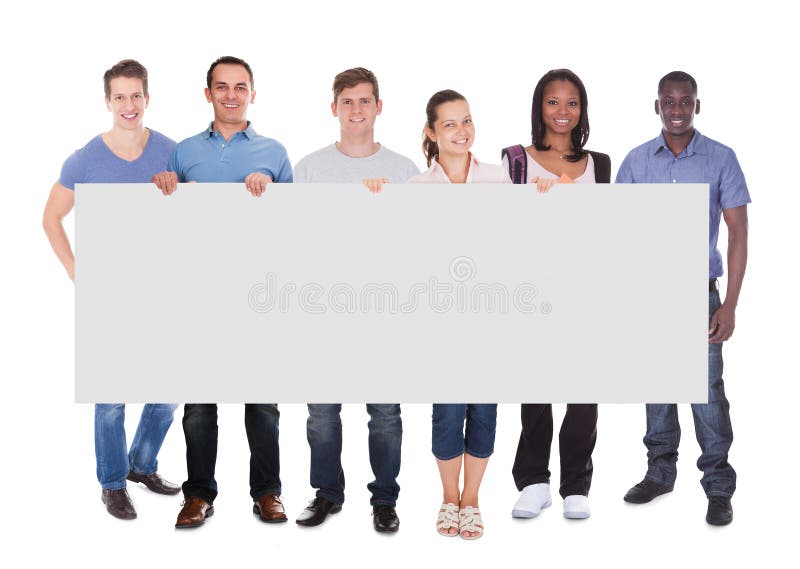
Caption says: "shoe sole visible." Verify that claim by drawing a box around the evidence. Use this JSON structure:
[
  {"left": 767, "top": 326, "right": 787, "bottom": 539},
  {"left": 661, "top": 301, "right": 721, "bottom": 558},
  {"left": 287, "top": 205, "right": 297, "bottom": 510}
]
[
  {"left": 295, "top": 505, "right": 342, "bottom": 527},
  {"left": 126, "top": 474, "right": 182, "bottom": 495},
  {"left": 253, "top": 504, "right": 289, "bottom": 523},
  {"left": 175, "top": 507, "right": 214, "bottom": 529},
  {"left": 623, "top": 487, "right": 673, "bottom": 504},
  {"left": 622, "top": 486, "right": 675, "bottom": 504},
  {"left": 706, "top": 516, "right": 733, "bottom": 526},
  {"left": 129, "top": 482, "right": 181, "bottom": 496},
  {"left": 563, "top": 511, "right": 590, "bottom": 519},
  {"left": 511, "top": 500, "right": 551, "bottom": 518},
  {"left": 105, "top": 510, "right": 137, "bottom": 520}
]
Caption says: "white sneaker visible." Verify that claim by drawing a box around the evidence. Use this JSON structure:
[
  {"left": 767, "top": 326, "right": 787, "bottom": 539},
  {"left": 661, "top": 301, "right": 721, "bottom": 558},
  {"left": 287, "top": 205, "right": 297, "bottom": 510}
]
[
  {"left": 511, "top": 483, "right": 552, "bottom": 518},
  {"left": 563, "top": 495, "right": 591, "bottom": 519}
]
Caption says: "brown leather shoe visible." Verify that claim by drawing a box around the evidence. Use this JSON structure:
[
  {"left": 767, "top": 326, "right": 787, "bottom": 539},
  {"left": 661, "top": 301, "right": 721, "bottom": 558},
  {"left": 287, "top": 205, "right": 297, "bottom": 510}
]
[
  {"left": 175, "top": 496, "right": 214, "bottom": 529},
  {"left": 101, "top": 488, "right": 137, "bottom": 520},
  {"left": 127, "top": 471, "right": 181, "bottom": 495},
  {"left": 253, "top": 493, "right": 288, "bottom": 523}
]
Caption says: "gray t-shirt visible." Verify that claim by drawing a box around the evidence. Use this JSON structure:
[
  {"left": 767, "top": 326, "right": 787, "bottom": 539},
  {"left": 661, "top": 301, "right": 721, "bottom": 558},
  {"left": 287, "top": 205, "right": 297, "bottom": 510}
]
[{"left": 293, "top": 143, "right": 420, "bottom": 183}]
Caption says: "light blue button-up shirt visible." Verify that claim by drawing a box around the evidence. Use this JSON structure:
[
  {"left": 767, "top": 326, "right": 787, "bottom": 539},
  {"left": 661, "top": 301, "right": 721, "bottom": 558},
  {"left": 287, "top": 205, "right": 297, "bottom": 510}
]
[
  {"left": 615, "top": 131, "right": 750, "bottom": 278},
  {"left": 168, "top": 122, "right": 293, "bottom": 183}
]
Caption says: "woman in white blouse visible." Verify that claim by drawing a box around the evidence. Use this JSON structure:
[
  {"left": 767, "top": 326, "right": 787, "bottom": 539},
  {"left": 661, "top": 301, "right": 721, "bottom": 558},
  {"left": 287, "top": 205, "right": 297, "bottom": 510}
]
[{"left": 410, "top": 90, "right": 508, "bottom": 540}]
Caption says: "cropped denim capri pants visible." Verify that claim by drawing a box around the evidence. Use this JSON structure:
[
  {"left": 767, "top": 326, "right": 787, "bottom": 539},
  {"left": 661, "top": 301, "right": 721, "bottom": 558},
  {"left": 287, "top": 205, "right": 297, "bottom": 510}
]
[{"left": 432, "top": 404, "right": 498, "bottom": 460}]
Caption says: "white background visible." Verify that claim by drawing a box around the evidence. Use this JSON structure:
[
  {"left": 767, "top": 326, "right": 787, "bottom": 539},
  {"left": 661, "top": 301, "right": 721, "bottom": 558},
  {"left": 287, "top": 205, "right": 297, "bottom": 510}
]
[{"left": 1, "top": 0, "right": 796, "bottom": 567}]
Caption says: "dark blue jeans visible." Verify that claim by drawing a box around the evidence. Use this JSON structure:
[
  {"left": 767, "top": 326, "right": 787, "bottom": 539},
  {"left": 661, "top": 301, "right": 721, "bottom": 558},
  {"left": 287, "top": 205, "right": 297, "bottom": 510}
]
[
  {"left": 643, "top": 290, "right": 736, "bottom": 497},
  {"left": 306, "top": 404, "right": 402, "bottom": 506},
  {"left": 182, "top": 403, "right": 281, "bottom": 504}
]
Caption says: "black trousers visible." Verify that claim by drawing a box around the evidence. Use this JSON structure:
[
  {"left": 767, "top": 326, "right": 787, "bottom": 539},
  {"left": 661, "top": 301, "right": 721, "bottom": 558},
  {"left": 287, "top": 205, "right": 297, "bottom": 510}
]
[
  {"left": 512, "top": 404, "right": 597, "bottom": 498},
  {"left": 181, "top": 403, "right": 281, "bottom": 503}
]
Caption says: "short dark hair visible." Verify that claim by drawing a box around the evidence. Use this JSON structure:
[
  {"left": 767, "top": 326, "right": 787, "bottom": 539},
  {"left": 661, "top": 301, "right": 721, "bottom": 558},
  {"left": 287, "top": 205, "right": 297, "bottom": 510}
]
[
  {"left": 531, "top": 69, "right": 590, "bottom": 162},
  {"left": 103, "top": 59, "right": 148, "bottom": 99},
  {"left": 206, "top": 56, "right": 254, "bottom": 89},
  {"left": 658, "top": 71, "right": 697, "bottom": 95},
  {"left": 422, "top": 89, "right": 468, "bottom": 167},
  {"left": 332, "top": 67, "right": 379, "bottom": 103}
]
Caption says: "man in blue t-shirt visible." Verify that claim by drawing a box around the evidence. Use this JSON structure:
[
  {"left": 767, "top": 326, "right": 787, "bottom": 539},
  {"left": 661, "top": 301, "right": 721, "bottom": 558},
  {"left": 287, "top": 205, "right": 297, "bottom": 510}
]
[
  {"left": 43, "top": 59, "right": 180, "bottom": 521},
  {"left": 151, "top": 56, "right": 292, "bottom": 529},
  {"left": 616, "top": 71, "right": 750, "bottom": 526}
]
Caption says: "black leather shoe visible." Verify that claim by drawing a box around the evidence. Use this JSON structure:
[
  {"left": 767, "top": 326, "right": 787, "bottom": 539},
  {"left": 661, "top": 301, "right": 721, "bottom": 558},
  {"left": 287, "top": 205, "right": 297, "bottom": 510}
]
[
  {"left": 126, "top": 471, "right": 181, "bottom": 495},
  {"left": 101, "top": 488, "right": 137, "bottom": 520},
  {"left": 706, "top": 496, "right": 733, "bottom": 526},
  {"left": 295, "top": 496, "right": 342, "bottom": 527},
  {"left": 372, "top": 505, "right": 399, "bottom": 533},
  {"left": 623, "top": 479, "right": 674, "bottom": 504}
]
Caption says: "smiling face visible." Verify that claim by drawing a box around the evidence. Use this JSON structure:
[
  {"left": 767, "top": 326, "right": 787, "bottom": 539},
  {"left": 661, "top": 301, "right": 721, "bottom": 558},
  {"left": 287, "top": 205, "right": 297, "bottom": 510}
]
[
  {"left": 204, "top": 63, "right": 254, "bottom": 127},
  {"left": 105, "top": 76, "right": 148, "bottom": 130},
  {"left": 425, "top": 99, "right": 474, "bottom": 159},
  {"left": 332, "top": 82, "right": 382, "bottom": 137},
  {"left": 656, "top": 80, "right": 700, "bottom": 138},
  {"left": 541, "top": 79, "right": 581, "bottom": 137}
]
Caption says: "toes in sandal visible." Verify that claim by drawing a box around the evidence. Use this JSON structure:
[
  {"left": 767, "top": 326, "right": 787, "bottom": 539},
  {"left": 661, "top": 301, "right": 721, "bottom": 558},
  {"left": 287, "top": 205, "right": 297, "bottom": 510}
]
[
  {"left": 436, "top": 502, "right": 459, "bottom": 537},
  {"left": 459, "top": 505, "right": 484, "bottom": 540}
]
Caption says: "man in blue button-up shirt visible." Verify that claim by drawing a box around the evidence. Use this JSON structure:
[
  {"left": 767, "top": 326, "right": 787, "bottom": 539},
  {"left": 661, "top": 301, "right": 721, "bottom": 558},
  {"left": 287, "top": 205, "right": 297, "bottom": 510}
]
[
  {"left": 152, "top": 56, "right": 292, "bottom": 529},
  {"left": 616, "top": 71, "right": 750, "bottom": 526}
]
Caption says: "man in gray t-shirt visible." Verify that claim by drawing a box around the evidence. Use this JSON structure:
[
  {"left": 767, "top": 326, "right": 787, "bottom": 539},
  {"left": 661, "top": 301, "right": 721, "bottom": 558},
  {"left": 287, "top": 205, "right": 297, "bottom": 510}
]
[
  {"left": 293, "top": 68, "right": 419, "bottom": 534},
  {"left": 293, "top": 142, "right": 418, "bottom": 183}
]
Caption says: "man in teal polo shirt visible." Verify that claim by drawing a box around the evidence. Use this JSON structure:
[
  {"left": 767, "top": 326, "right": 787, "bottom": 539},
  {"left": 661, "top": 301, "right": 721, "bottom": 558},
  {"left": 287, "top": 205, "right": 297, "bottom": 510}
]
[{"left": 152, "top": 56, "right": 292, "bottom": 528}]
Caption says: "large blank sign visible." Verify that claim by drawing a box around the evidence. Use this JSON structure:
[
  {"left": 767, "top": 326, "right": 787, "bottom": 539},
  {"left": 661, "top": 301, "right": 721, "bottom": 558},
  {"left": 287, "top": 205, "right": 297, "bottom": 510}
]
[{"left": 76, "top": 183, "right": 708, "bottom": 403}]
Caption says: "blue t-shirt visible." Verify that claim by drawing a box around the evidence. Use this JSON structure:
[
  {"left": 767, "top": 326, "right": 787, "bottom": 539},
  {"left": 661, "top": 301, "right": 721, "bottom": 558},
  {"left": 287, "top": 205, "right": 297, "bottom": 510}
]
[
  {"left": 59, "top": 129, "right": 176, "bottom": 189},
  {"left": 615, "top": 131, "right": 751, "bottom": 279},
  {"left": 167, "top": 122, "right": 293, "bottom": 183}
]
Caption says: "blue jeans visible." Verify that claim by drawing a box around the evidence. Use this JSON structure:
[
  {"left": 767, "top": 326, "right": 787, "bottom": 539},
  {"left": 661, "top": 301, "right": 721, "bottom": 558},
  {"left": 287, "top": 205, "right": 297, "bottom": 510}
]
[
  {"left": 431, "top": 404, "right": 497, "bottom": 460},
  {"left": 94, "top": 403, "right": 178, "bottom": 490},
  {"left": 643, "top": 289, "right": 736, "bottom": 497},
  {"left": 182, "top": 403, "right": 281, "bottom": 503},
  {"left": 307, "top": 404, "right": 402, "bottom": 506}
]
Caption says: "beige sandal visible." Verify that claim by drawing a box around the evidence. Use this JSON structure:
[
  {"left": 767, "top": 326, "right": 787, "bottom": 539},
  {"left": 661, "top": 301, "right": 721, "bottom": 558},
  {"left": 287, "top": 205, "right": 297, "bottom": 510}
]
[
  {"left": 436, "top": 502, "right": 459, "bottom": 537},
  {"left": 459, "top": 506, "right": 484, "bottom": 540}
]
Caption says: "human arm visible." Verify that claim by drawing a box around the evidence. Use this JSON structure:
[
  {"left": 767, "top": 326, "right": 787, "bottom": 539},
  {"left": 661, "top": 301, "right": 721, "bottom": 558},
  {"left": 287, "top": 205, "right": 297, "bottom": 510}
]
[
  {"left": 709, "top": 205, "right": 748, "bottom": 343},
  {"left": 42, "top": 181, "right": 76, "bottom": 281}
]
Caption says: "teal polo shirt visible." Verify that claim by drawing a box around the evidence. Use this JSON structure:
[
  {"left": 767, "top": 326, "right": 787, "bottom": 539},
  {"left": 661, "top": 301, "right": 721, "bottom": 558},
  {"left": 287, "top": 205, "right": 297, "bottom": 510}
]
[{"left": 167, "top": 122, "right": 293, "bottom": 183}]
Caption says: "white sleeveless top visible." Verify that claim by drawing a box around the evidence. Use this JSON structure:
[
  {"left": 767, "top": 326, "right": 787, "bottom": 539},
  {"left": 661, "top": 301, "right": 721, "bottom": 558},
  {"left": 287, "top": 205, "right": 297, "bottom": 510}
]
[{"left": 502, "top": 152, "right": 596, "bottom": 183}]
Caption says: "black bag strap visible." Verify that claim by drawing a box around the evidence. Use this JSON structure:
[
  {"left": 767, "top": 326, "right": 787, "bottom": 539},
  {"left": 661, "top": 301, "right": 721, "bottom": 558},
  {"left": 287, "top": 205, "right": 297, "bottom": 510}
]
[
  {"left": 501, "top": 144, "right": 528, "bottom": 185},
  {"left": 588, "top": 151, "right": 611, "bottom": 183}
]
